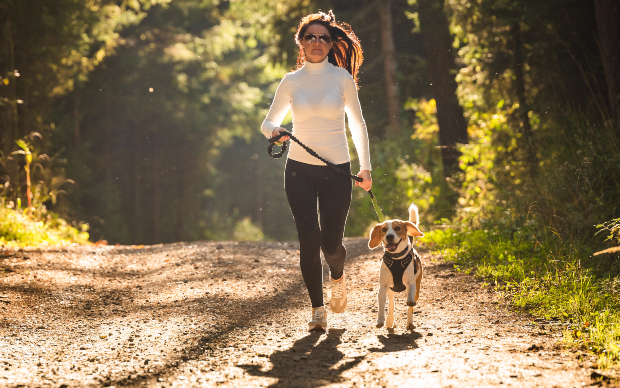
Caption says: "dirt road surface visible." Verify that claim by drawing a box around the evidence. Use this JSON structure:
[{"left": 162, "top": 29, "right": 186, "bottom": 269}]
[{"left": 0, "top": 238, "right": 616, "bottom": 387}]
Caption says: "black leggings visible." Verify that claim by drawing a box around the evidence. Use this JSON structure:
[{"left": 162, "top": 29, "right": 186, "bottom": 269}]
[{"left": 285, "top": 159, "right": 352, "bottom": 308}]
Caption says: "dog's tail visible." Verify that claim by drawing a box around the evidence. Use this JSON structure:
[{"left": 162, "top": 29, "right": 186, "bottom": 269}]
[{"left": 409, "top": 203, "right": 420, "bottom": 226}]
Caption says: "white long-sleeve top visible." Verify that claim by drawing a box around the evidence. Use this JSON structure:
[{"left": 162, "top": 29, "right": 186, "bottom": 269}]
[{"left": 261, "top": 57, "right": 371, "bottom": 171}]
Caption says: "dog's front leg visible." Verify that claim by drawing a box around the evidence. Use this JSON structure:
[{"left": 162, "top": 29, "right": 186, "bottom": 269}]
[
  {"left": 386, "top": 288, "right": 395, "bottom": 329},
  {"left": 406, "top": 282, "right": 417, "bottom": 307},
  {"left": 405, "top": 277, "right": 417, "bottom": 330},
  {"left": 407, "top": 306, "right": 415, "bottom": 330},
  {"left": 376, "top": 285, "right": 388, "bottom": 328}
]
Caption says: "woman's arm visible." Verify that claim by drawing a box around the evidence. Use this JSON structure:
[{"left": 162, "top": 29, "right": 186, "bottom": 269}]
[
  {"left": 261, "top": 75, "right": 292, "bottom": 139},
  {"left": 343, "top": 73, "right": 372, "bottom": 191},
  {"left": 343, "top": 74, "right": 371, "bottom": 171}
]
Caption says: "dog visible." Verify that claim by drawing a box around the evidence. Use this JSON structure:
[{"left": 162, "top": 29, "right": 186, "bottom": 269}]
[{"left": 368, "top": 203, "right": 424, "bottom": 330}]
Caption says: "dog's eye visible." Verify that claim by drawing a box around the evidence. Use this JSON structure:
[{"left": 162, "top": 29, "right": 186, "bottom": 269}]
[
  {"left": 382, "top": 228, "right": 387, "bottom": 232},
  {"left": 394, "top": 226, "right": 401, "bottom": 231}
]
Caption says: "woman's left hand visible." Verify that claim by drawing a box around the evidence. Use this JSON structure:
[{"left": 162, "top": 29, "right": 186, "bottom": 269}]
[{"left": 356, "top": 170, "right": 372, "bottom": 191}]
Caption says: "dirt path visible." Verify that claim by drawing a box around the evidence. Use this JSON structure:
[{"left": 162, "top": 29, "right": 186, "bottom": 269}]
[{"left": 0, "top": 238, "right": 613, "bottom": 387}]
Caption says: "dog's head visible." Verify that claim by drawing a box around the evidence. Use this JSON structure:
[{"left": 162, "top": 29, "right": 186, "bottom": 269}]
[{"left": 368, "top": 220, "right": 424, "bottom": 252}]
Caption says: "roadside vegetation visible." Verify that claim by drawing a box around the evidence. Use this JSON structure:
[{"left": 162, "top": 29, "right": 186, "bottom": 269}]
[
  {"left": 0, "top": 202, "right": 89, "bottom": 248},
  {"left": 422, "top": 220, "right": 620, "bottom": 368}
]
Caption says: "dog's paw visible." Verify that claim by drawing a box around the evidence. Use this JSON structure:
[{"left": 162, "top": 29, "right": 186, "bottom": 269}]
[
  {"left": 407, "top": 323, "right": 416, "bottom": 330},
  {"left": 406, "top": 300, "right": 417, "bottom": 307},
  {"left": 376, "top": 321, "right": 384, "bottom": 328}
]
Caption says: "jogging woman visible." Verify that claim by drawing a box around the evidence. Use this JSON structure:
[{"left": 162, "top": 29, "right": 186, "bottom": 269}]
[{"left": 261, "top": 11, "right": 372, "bottom": 331}]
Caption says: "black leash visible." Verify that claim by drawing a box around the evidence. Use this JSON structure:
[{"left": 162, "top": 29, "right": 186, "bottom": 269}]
[{"left": 267, "top": 130, "right": 385, "bottom": 222}]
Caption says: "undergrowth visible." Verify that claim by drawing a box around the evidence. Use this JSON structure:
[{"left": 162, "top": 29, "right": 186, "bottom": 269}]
[
  {"left": 0, "top": 204, "right": 89, "bottom": 248},
  {"left": 422, "top": 227, "right": 620, "bottom": 368}
]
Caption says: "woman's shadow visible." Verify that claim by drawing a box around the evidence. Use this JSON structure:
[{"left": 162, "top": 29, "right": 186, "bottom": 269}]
[{"left": 239, "top": 328, "right": 363, "bottom": 387}]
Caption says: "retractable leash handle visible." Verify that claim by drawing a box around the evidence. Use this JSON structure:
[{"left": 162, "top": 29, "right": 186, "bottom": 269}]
[
  {"left": 267, "top": 130, "right": 386, "bottom": 222},
  {"left": 267, "top": 131, "right": 288, "bottom": 159}
]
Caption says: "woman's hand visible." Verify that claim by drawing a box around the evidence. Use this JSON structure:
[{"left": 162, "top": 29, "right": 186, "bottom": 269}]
[
  {"left": 356, "top": 170, "right": 372, "bottom": 191},
  {"left": 271, "top": 127, "right": 290, "bottom": 142}
]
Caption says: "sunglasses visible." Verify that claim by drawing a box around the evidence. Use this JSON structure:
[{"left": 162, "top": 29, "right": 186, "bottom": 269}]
[{"left": 302, "top": 34, "right": 332, "bottom": 45}]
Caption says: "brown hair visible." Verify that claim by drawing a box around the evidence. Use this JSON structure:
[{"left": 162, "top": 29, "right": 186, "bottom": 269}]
[{"left": 294, "top": 10, "right": 364, "bottom": 89}]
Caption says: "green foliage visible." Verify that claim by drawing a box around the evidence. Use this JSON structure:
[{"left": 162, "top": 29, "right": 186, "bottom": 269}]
[
  {"left": 346, "top": 98, "right": 455, "bottom": 236},
  {"left": 2, "top": 0, "right": 616, "bottom": 249},
  {"left": 445, "top": 0, "right": 620, "bottom": 244},
  {"left": 423, "top": 227, "right": 620, "bottom": 367},
  {"left": 597, "top": 218, "right": 620, "bottom": 246},
  {"left": 233, "top": 218, "right": 265, "bottom": 242},
  {"left": 0, "top": 202, "right": 89, "bottom": 247}
]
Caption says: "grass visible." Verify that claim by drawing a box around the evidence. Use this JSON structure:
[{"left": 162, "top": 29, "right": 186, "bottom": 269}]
[
  {"left": 0, "top": 204, "right": 90, "bottom": 248},
  {"left": 422, "top": 227, "right": 620, "bottom": 368}
]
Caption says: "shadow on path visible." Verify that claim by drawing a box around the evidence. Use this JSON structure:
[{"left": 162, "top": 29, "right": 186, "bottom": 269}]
[
  {"left": 240, "top": 328, "right": 364, "bottom": 387},
  {"left": 370, "top": 331, "right": 423, "bottom": 353},
  {"left": 238, "top": 328, "right": 423, "bottom": 387}
]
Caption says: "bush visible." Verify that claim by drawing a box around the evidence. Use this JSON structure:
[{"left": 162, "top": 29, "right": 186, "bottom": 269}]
[
  {"left": 233, "top": 217, "right": 265, "bottom": 242},
  {"left": 0, "top": 203, "right": 89, "bottom": 247}
]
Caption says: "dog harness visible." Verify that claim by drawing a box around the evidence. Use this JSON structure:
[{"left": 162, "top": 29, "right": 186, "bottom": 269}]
[{"left": 383, "top": 248, "right": 419, "bottom": 292}]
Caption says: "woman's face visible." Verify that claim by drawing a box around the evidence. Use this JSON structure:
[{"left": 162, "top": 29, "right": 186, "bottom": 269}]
[{"left": 301, "top": 24, "right": 333, "bottom": 63}]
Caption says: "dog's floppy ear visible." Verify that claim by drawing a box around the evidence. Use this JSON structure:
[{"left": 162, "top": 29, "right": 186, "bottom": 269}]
[
  {"left": 405, "top": 221, "right": 424, "bottom": 237},
  {"left": 368, "top": 223, "right": 384, "bottom": 249}
]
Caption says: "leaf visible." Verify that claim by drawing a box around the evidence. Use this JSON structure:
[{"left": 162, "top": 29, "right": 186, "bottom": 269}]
[{"left": 15, "top": 140, "right": 29, "bottom": 151}]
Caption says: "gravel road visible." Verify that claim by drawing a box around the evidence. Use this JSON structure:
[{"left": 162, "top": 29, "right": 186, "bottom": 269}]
[{"left": 0, "top": 238, "right": 616, "bottom": 387}]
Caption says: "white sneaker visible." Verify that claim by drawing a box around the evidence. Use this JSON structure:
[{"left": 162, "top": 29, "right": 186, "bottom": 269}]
[
  {"left": 309, "top": 306, "right": 327, "bottom": 331},
  {"left": 329, "top": 274, "right": 347, "bottom": 313}
]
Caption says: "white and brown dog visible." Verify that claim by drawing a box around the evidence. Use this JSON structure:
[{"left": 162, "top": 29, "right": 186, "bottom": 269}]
[{"left": 368, "top": 203, "right": 424, "bottom": 330}]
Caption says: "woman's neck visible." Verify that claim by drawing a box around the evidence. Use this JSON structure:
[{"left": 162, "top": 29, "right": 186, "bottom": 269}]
[
  {"left": 303, "top": 56, "right": 329, "bottom": 74},
  {"left": 306, "top": 55, "right": 327, "bottom": 63}
]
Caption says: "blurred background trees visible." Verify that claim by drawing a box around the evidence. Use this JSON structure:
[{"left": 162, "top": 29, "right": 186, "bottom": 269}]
[{"left": 0, "top": 0, "right": 618, "bottom": 248}]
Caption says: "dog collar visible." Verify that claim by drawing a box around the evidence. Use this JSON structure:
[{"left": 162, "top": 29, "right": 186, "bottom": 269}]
[{"left": 383, "top": 244, "right": 410, "bottom": 259}]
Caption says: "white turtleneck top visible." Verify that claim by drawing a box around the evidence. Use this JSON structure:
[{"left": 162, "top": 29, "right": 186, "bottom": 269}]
[{"left": 261, "top": 57, "right": 371, "bottom": 171}]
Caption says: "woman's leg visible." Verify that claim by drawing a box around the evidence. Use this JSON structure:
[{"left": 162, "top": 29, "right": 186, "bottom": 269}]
[
  {"left": 285, "top": 160, "right": 324, "bottom": 308},
  {"left": 317, "top": 163, "right": 352, "bottom": 280}
]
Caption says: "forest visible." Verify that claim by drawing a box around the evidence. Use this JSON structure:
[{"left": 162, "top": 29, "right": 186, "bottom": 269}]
[
  {"left": 2, "top": 0, "right": 620, "bottom": 381},
  {"left": 0, "top": 0, "right": 618, "bottom": 249}
]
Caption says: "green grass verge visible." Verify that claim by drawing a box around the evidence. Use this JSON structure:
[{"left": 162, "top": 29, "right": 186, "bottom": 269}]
[
  {"left": 422, "top": 228, "right": 620, "bottom": 368},
  {"left": 0, "top": 205, "right": 89, "bottom": 248}
]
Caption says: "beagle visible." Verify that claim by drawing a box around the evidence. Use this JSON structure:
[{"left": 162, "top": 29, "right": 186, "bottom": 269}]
[{"left": 368, "top": 203, "right": 424, "bottom": 330}]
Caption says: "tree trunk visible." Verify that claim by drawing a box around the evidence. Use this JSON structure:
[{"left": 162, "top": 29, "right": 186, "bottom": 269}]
[
  {"left": 176, "top": 151, "right": 188, "bottom": 242},
  {"left": 254, "top": 154, "right": 263, "bottom": 230},
  {"left": 104, "top": 89, "right": 113, "bottom": 234},
  {"left": 132, "top": 125, "right": 143, "bottom": 244},
  {"left": 153, "top": 141, "right": 162, "bottom": 243},
  {"left": 73, "top": 89, "right": 81, "bottom": 145},
  {"left": 0, "top": 7, "right": 17, "bottom": 156},
  {"left": 594, "top": 0, "right": 620, "bottom": 127},
  {"left": 417, "top": 0, "right": 468, "bottom": 177},
  {"left": 512, "top": 23, "right": 537, "bottom": 176},
  {"left": 378, "top": 0, "right": 400, "bottom": 134}
]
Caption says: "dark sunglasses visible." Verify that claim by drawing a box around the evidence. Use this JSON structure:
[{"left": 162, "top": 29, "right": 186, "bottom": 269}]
[{"left": 302, "top": 34, "right": 332, "bottom": 45}]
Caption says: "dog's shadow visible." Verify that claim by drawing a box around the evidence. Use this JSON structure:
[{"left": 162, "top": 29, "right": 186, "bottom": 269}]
[
  {"left": 369, "top": 329, "right": 423, "bottom": 353},
  {"left": 239, "top": 328, "right": 363, "bottom": 387}
]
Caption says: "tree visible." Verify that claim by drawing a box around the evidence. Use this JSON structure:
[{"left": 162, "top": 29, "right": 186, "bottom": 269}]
[
  {"left": 378, "top": 0, "right": 401, "bottom": 134},
  {"left": 594, "top": 0, "right": 620, "bottom": 128},
  {"left": 0, "top": 1, "right": 17, "bottom": 157},
  {"left": 0, "top": 0, "right": 162, "bottom": 206},
  {"left": 416, "top": 0, "right": 468, "bottom": 176}
]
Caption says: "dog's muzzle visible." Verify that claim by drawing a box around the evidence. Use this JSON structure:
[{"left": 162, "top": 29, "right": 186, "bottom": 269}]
[{"left": 384, "top": 235, "right": 401, "bottom": 252}]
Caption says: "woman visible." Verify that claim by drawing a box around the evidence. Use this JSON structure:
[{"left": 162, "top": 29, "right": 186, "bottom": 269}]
[{"left": 261, "top": 11, "right": 372, "bottom": 331}]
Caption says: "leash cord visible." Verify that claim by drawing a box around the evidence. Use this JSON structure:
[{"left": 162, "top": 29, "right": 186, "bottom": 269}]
[{"left": 268, "top": 130, "right": 385, "bottom": 222}]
